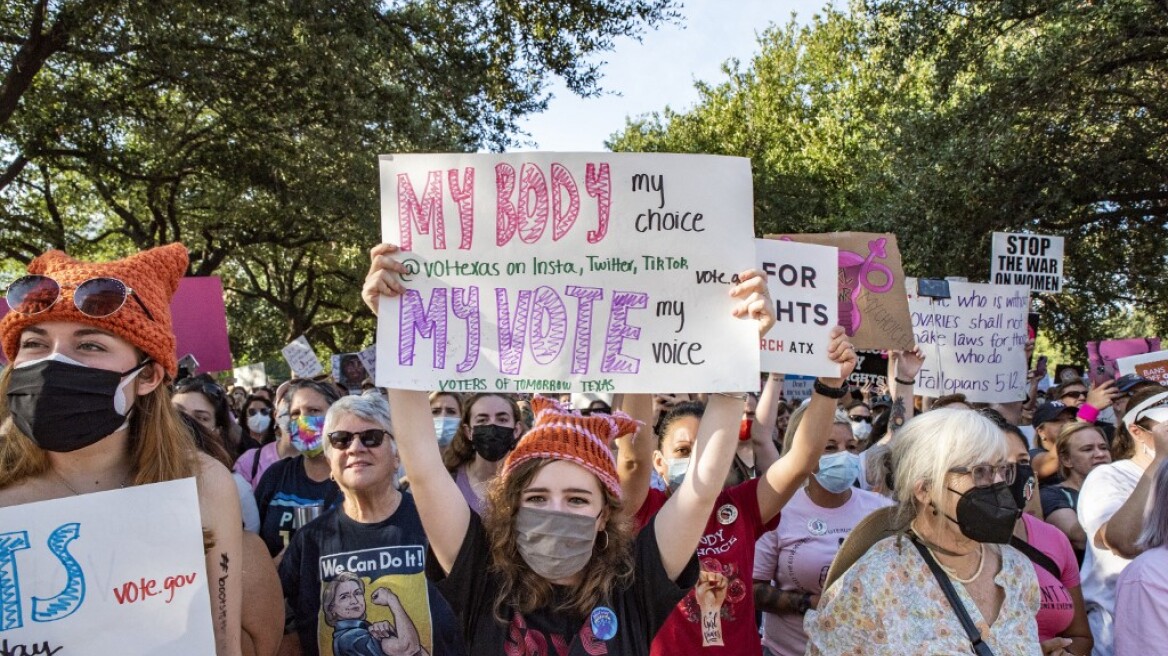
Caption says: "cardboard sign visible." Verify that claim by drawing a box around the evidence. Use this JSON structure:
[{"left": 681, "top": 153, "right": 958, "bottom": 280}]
[
  {"left": 756, "top": 239, "right": 840, "bottom": 377},
  {"left": 0, "top": 479, "right": 215, "bottom": 654},
  {"left": 991, "top": 232, "right": 1064, "bottom": 293},
  {"left": 332, "top": 352, "right": 370, "bottom": 391},
  {"left": 233, "top": 362, "right": 268, "bottom": 388},
  {"left": 282, "top": 335, "right": 323, "bottom": 378},
  {"left": 1087, "top": 338, "right": 1162, "bottom": 384},
  {"left": 1117, "top": 350, "right": 1168, "bottom": 385},
  {"left": 770, "top": 232, "right": 914, "bottom": 351},
  {"left": 782, "top": 375, "right": 815, "bottom": 402},
  {"left": 376, "top": 153, "right": 759, "bottom": 393},
  {"left": 907, "top": 278, "right": 1031, "bottom": 403},
  {"left": 0, "top": 277, "right": 232, "bottom": 371}
]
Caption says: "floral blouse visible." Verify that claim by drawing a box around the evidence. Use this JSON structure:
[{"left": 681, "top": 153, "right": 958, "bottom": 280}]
[{"left": 805, "top": 535, "right": 1042, "bottom": 656}]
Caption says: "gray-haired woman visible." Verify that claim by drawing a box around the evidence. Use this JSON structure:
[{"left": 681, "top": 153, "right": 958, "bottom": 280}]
[
  {"left": 278, "top": 394, "right": 466, "bottom": 656},
  {"left": 1114, "top": 459, "right": 1168, "bottom": 655}
]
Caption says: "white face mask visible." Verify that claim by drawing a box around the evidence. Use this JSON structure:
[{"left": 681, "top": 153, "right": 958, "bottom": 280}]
[
  {"left": 247, "top": 413, "right": 272, "bottom": 434},
  {"left": 663, "top": 457, "right": 689, "bottom": 491},
  {"left": 850, "top": 420, "right": 873, "bottom": 441}
]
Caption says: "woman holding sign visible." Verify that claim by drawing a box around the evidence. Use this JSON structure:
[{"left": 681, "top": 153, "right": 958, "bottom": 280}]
[
  {"left": 0, "top": 244, "right": 242, "bottom": 655},
  {"left": 363, "top": 243, "right": 780, "bottom": 654}
]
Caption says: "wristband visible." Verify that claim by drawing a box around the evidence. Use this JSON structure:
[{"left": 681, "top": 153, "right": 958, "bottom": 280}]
[
  {"left": 1077, "top": 404, "right": 1100, "bottom": 424},
  {"left": 894, "top": 376, "right": 916, "bottom": 386},
  {"left": 813, "top": 379, "right": 847, "bottom": 399}
]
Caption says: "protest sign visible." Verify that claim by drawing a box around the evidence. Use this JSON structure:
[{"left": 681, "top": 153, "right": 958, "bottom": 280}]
[
  {"left": 1086, "top": 338, "right": 1162, "bottom": 385},
  {"left": 756, "top": 239, "right": 840, "bottom": 377},
  {"left": 770, "top": 232, "right": 914, "bottom": 351},
  {"left": 991, "top": 232, "right": 1064, "bottom": 293},
  {"left": 0, "top": 277, "right": 232, "bottom": 371},
  {"left": 782, "top": 376, "right": 815, "bottom": 402},
  {"left": 376, "top": 153, "right": 759, "bottom": 393},
  {"left": 850, "top": 349, "right": 889, "bottom": 388},
  {"left": 907, "top": 278, "right": 1031, "bottom": 403},
  {"left": 0, "top": 479, "right": 215, "bottom": 654},
  {"left": 1116, "top": 350, "right": 1168, "bottom": 385},
  {"left": 282, "top": 335, "right": 323, "bottom": 378},
  {"left": 332, "top": 352, "right": 370, "bottom": 391},
  {"left": 357, "top": 345, "right": 377, "bottom": 382},
  {"left": 233, "top": 362, "right": 268, "bottom": 388}
]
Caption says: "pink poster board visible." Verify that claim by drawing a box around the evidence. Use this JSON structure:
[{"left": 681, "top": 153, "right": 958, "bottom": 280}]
[{"left": 1, "top": 277, "right": 233, "bottom": 372}]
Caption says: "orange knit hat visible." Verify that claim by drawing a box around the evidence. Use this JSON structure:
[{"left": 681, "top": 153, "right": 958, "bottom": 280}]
[
  {"left": 1, "top": 243, "right": 188, "bottom": 378},
  {"left": 502, "top": 395, "right": 642, "bottom": 500}
]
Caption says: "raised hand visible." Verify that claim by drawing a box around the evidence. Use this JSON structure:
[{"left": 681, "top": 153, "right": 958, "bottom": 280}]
[
  {"left": 729, "top": 269, "right": 776, "bottom": 336},
  {"left": 362, "top": 243, "right": 409, "bottom": 315}
]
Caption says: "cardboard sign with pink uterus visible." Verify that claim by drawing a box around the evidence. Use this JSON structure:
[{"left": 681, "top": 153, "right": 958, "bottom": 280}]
[{"left": 767, "top": 232, "right": 915, "bottom": 351}]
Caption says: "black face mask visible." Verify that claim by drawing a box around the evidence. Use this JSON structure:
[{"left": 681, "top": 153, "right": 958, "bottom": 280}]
[
  {"left": 943, "top": 482, "right": 1021, "bottom": 544},
  {"left": 1009, "top": 463, "right": 1035, "bottom": 510},
  {"left": 7, "top": 355, "right": 148, "bottom": 452},
  {"left": 470, "top": 424, "right": 516, "bottom": 462}
]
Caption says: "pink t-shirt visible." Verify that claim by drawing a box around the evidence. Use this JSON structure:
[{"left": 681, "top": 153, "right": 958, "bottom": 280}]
[
  {"left": 233, "top": 441, "right": 281, "bottom": 489},
  {"left": 752, "top": 486, "right": 893, "bottom": 656},
  {"left": 1021, "top": 512, "right": 1080, "bottom": 642},
  {"left": 1114, "top": 546, "right": 1168, "bottom": 656}
]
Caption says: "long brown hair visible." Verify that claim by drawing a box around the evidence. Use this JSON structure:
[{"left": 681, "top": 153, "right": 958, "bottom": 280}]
[
  {"left": 443, "top": 392, "right": 521, "bottom": 473},
  {"left": 1113, "top": 384, "right": 1168, "bottom": 461},
  {"left": 482, "top": 458, "right": 634, "bottom": 621},
  {"left": 0, "top": 366, "right": 198, "bottom": 488}
]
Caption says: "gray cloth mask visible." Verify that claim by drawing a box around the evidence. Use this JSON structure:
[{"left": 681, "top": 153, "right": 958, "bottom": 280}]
[{"left": 515, "top": 507, "right": 600, "bottom": 581}]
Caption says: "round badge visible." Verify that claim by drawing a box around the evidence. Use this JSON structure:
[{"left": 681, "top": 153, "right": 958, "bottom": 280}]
[
  {"left": 716, "top": 504, "right": 739, "bottom": 525},
  {"left": 807, "top": 518, "right": 828, "bottom": 536},
  {"left": 590, "top": 606, "right": 618, "bottom": 641}
]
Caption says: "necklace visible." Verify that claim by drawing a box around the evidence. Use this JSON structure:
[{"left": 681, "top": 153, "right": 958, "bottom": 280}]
[
  {"left": 52, "top": 468, "right": 130, "bottom": 496},
  {"left": 930, "top": 542, "right": 986, "bottom": 584}
]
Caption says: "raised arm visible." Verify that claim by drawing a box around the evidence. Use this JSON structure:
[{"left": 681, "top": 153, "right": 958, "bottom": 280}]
[
  {"left": 752, "top": 373, "right": 783, "bottom": 472},
  {"left": 614, "top": 393, "right": 657, "bottom": 519},
  {"left": 654, "top": 270, "right": 775, "bottom": 580},
  {"left": 757, "top": 329, "right": 857, "bottom": 523},
  {"left": 196, "top": 453, "right": 244, "bottom": 656},
  {"left": 886, "top": 347, "right": 925, "bottom": 441},
  {"left": 362, "top": 243, "right": 470, "bottom": 573}
]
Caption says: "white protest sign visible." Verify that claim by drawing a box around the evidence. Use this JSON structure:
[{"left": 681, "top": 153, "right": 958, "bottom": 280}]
[
  {"left": 756, "top": 239, "right": 840, "bottom": 377},
  {"left": 357, "top": 345, "right": 377, "bottom": 381},
  {"left": 233, "top": 362, "right": 267, "bottom": 388},
  {"left": 376, "top": 153, "right": 759, "bottom": 393},
  {"left": 782, "top": 376, "right": 815, "bottom": 402},
  {"left": 281, "top": 335, "right": 323, "bottom": 378},
  {"left": 990, "top": 232, "right": 1064, "bottom": 293},
  {"left": 907, "top": 278, "right": 1031, "bottom": 403},
  {"left": 1117, "top": 350, "right": 1168, "bottom": 385},
  {"left": 0, "top": 479, "right": 215, "bottom": 655}
]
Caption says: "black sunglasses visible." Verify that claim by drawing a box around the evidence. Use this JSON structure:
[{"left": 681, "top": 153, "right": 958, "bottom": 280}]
[
  {"left": 175, "top": 379, "right": 227, "bottom": 403},
  {"left": 6, "top": 275, "right": 155, "bottom": 322},
  {"left": 327, "top": 429, "right": 391, "bottom": 450},
  {"left": 247, "top": 407, "right": 272, "bottom": 417},
  {"left": 848, "top": 415, "right": 872, "bottom": 423}
]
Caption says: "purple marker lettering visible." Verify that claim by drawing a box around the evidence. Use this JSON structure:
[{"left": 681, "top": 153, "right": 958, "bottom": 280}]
[
  {"left": 585, "top": 163, "right": 612, "bottom": 244},
  {"left": 550, "top": 163, "right": 580, "bottom": 241},
  {"left": 601, "top": 291, "right": 647, "bottom": 374},
  {"left": 496, "top": 288, "right": 533, "bottom": 375},
  {"left": 565, "top": 286, "right": 603, "bottom": 375},
  {"left": 518, "top": 163, "right": 549, "bottom": 243},
  {"left": 397, "top": 170, "right": 446, "bottom": 250},
  {"left": 398, "top": 288, "right": 449, "bottom": 368},
  {"left": 447, "top": 167, "right": 475, "bottom": 250},
  {"left": 528, "top": 286, "right": 568, "bottom": 365},
  {"left": 452, "top": 286, "right": 481, "bottom": 373},
  {"left": 495, "top": 163, "right": 518, "bottom": 246}
]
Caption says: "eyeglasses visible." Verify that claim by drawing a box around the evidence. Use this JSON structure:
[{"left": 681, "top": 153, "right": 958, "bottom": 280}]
[
  {"left": 1061, "top": 390, "right": 1087, "bottom": 400},
  {"left": 327, "top": 429, "right": 391, "bottom": 450},
  {"left": 247, "top": 407, "right": 272, "bottom": 417},
  {"left": 6, "top": 275, "right": 155, "bottom": 322},
  {"left": 848, "top": 415, "right": 871, "bottom": 423},
  {"left": 949, "top": 462, "right": 1016, "bottom": 487}
]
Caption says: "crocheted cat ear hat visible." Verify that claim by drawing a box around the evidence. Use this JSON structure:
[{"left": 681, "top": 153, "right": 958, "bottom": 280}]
[
  {"left": 1, "top": 243, "right": 188, "bottom": 378},
  {"left": 502, "top": 395, "right": 642, "bottom": 499}
]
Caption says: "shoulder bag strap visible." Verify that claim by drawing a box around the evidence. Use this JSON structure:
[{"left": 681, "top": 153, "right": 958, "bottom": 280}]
[
  {"left": 1009, "top": 535, "right": 1062, "bottom": 580},
  {"left": 907, "top": 535, "right": 996, "bottom": 656}
]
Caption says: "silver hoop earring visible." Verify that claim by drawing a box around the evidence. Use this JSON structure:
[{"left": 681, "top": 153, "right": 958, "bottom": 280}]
[{"left": 599, "top": 529, "right": 609, "bottom": 551}]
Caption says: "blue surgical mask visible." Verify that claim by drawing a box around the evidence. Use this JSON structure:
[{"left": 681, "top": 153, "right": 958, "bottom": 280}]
[
  {"left": 664, "top": 457, "right": 690, "bottom": 491},
  {"left": 815, "top": 451, "right": 859, "bottom": 494},
  {"left": 433, "top": 416, "right": 460, "bottom": 448}
]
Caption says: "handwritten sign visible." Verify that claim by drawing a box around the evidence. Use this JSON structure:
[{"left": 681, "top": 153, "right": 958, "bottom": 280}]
[
  {"left": 991, "top": 232, "right": 1064, "bottom": 293},
  {"left": 782, "top": 375, "right": 815, "bottom": 402},
  {"left": 907, "top": 278, "right": 1031, "bottom": 403},
  {"left": 771, "top": 232, "right": 914, "bottom": 351},
  {"left": 0, "top": 479, "right": 215, "bottom": 655},
  {"left": 375, "top": 153, "right": 759, "bottom": 393},
  {"left": 332, "top": 352, "right": 370, "bottom": 391},
  {"left": 233, "top": 362, "right": 267, "bottom": 388},
  {"left": 282, "top": 335, "right": 323, "bottom": 378},
  {"left": 756, "top": 239, "right": 840, "bottom": 377},
  {"left": 357, "top": 345, "right": 377, "bottom": 383},
  {"left": 1117, "top": 350, "right": 1168, "bottom": 385},
  {"left": 850, "top": 349, "right": 889, "bottom": 388}
]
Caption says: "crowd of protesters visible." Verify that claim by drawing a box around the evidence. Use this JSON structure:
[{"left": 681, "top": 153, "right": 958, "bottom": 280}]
[{"left": 1, "top": 241, "right": 1165, "bottom": 656}]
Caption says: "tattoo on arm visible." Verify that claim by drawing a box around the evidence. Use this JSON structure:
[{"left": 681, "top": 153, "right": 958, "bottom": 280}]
[
  {"left": 217, "top": 553, "right": 229, "bottom": 635},
  {"left": 891, "top": 397, "right": 906, "bottom": 431}
]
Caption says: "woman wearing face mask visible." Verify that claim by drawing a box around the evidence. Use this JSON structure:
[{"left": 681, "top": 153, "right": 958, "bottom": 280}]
[
  {"left": 441, "top": 392, "right": 522, "bottom": 515},
  {"left": 253, "top": 378, "right": 343, "bottom": 557},
  {"left": 805, "top": 409, "right": 1041, "bottom": 655},
  {"left": 1042, "top": 422, "right": 1112, "bottom": 564},
  {"left": 429, "top": 391, "right": 463, "bottom": 452},
  {"left": 236, "top": 394, "right": 296, "bottom": 489},
  {"left": 845, "top": 400, "right": 873, "bottom": 444},
  {"left": 0, "top": 244, "right": 242, "bottom": 654},
  {"left": 752, "top": 408, "right": 892, "bottom": 656},
  {"left": 1077, "top": 384, "right": 1168, "bottom": 656}
]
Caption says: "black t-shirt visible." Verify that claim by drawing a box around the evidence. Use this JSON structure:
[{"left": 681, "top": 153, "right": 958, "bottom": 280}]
[
  {"left": 278, "top": 494, "right": 466, "bottom": 656},
  {"left": 1029, "top": 448, "right": 1065, "bottom": 486},
  {"left": 1040, "top": 484, "right": 1078, "bottom": 518},
  {"left": 254, "top": 455, "right": 342, "bottom": 556},
  {"left": 433, "top": 512, "right": 698, "bottom": 655}
]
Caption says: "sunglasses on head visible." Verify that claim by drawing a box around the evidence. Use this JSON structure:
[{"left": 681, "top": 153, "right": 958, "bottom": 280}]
[
  {"left": 6, "top": 275, "right": 155, "bottom": 322},
  {"left": 175, "top": 379, "right": 227, "bottom": 403},
  {"left": 247, "top": 407, "right": 272, "bottom": 417},
  {"left": 327, "top": 429, "right": 390, "bottom": 450}
]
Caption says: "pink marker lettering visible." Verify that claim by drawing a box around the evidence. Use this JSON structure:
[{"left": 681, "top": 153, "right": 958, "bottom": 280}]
[
  {"left": 550, "top": 163, "right": 580, "bottom": 241},
  {"left": 495, "top": 163, "right": 518, "bottom": 246},
  {"left": 447, "top": 167, "right": 475, "bottom": 250},
  {"left": 518, "top": 163, "right": 549, "bottom": 243},
  {"left": 585, "top": 163, "right": 612, "bottom": 244},
  {"left": 397, "top": 171, "right": 445, "bottom": 250}
]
